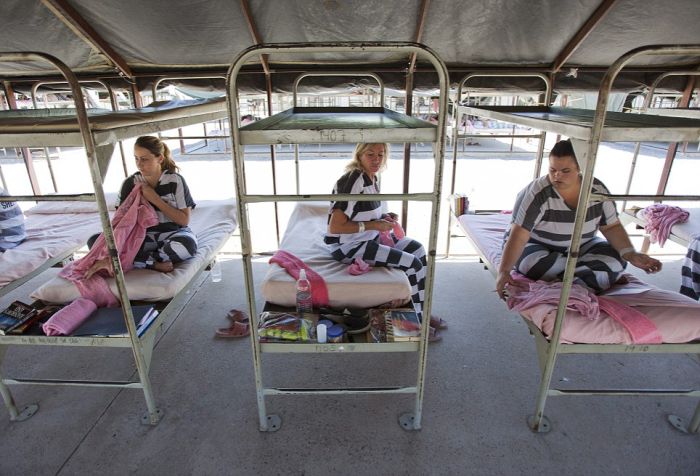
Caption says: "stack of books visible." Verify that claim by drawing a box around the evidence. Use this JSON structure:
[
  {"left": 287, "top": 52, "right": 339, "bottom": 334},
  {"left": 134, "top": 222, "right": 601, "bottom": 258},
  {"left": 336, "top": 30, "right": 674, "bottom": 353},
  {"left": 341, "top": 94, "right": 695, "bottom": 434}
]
[
  {"left": 0, "top": 301, "right": 42, "bottom": 335},
  {"left": 72, "top": 305, "right": 159, "bottom": 338},
  {"left": 382, "top": 309, "right": 422, "bottom": 342},
  {"left": 451, "top": 194, "right": 470, "bottom": 217}
]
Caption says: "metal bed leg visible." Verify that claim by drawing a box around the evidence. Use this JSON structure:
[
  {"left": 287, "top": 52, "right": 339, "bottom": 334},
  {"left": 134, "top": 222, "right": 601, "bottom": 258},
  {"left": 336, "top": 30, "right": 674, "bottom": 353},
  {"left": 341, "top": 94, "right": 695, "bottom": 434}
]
[
  {"left": 131, "top": 343, "right": 162, "bottom": 426},
  {"left": 667, "top": 400, "right": 700, "bottom": 434},
  {"left": 0, "top": 346, "right": 38, "bottom": 422}
]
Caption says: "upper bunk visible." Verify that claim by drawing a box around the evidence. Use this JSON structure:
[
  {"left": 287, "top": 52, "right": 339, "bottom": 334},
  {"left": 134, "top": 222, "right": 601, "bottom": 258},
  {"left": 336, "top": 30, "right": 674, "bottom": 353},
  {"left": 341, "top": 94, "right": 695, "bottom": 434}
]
[
  {"left": 459, "top": 105, "right": 700, "bottom": 143},
  {"left": 238, "top": 106, "right": 437, "bottom": 145},
  {"left": 640, "top": 107, "right": 700, "bottom": 119},
  {"left": 0, "top": 97, "right": 227, "bottom": 148}
]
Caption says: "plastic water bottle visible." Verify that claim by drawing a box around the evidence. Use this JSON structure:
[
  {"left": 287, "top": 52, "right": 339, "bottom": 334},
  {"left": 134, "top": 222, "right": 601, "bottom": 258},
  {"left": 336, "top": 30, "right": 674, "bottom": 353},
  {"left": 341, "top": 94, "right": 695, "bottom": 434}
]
[
  {"left": 210, "top": 258, "right": 222, "bottom": 283},
  {"left": 295, "top": 269, "right": 313, "bottom": 316}
]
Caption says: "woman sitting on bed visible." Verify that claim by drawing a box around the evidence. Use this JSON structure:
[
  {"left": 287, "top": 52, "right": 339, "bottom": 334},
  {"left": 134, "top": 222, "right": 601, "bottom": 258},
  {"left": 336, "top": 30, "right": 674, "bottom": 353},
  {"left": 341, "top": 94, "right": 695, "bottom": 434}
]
[
  {"left": 325, "top": 142, "right": 446, "bottom": 340},
  {"left": 86, "top": 135, "right": 197, "bottom": 276},
  {"left": 495, "top": 139, "right": 661, "bottom": 300}
]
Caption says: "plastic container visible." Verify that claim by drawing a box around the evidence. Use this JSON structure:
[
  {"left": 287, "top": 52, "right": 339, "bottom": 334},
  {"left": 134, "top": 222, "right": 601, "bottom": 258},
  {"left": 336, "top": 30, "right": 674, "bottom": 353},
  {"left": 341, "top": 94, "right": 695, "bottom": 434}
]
[
  {"left": 327, "top": 324, "right": 345, "bottom": 343},
  {"left": 210, "top": 257, "right": 222, "bottom": 283},
  {"left": 295, "top": 269, "right": 313, "bottom": 316},
  {"left": 318, "top": 319, "right": 334, "bottom": 329},
  {"left": 316, "top": 323, "right": 327, "bottom": 343}
]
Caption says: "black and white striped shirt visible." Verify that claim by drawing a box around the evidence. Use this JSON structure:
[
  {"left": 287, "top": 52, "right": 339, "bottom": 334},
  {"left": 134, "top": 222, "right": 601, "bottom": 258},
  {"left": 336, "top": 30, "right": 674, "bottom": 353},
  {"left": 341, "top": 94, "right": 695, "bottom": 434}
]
[
  {"left": 507, "top": 175, "right": 619, "bottom": 251},
  {"left": 0, "top": 188, "right": 25, "bottom": 251},
  {"left": 117, "top": 171, "right": 196, "bottom": 233},
  {"left": 324, "top": 169, "right": 382, "bottom": 245}
]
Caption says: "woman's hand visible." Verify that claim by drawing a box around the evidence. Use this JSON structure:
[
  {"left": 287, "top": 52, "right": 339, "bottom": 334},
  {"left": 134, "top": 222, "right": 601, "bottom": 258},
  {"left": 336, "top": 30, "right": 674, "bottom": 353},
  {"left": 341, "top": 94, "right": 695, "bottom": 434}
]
[
  {"left": 371, "top": 219, "right": 394, "bottom": 232},
  {"left": 495, "top": 271, "right": 515, "bottom": 301},
  {"left": 383, "top": 212, "right": 398, "bottom": 222},
  {"left": 625, "top": 252, "right": 662, "bottom": 274}
]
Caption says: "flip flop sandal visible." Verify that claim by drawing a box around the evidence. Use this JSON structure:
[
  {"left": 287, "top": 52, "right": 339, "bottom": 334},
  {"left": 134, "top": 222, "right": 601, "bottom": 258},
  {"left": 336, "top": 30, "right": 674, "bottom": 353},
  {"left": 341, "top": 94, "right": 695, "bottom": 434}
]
[
  {"left": 430, "top": 316, "right": 448, "bottom": 330},
  {"left": 227, "top": 309, "right": 250, "bottom": 324},
  {"left": 428, "top": 326, "right": 442, "bottom": 343},
  {"left": 215, "top": 321, "right": 250, "bottom": 338}
]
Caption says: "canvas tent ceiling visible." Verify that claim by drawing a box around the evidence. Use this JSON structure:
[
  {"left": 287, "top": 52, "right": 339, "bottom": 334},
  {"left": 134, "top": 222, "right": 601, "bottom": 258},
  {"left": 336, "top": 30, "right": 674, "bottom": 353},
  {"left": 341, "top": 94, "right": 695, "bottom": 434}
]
[{"left": 0, "top": 0, "right": 699, "bottom": 94}]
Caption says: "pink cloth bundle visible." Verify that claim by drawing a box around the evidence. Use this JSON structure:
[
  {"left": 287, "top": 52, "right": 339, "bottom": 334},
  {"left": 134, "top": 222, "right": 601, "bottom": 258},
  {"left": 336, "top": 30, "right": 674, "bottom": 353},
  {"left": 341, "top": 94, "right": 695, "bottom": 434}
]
[
  {"left": 59, "top": 184, "right": 159, "bottom": 307},
  {"left": 641, "top": 204, "right": 689, "bottom": 247},
  {"left": 42, "top": 297, "right": 96, "bottom": 336},
  {"left": 348, "top": 257, "right": 371, "bottom": 275},
  {"left": 506, "top": 272, "right": 662, "bottom": 344},
  {"left": 507, "top": 272, "right": 599, "bottom": 320},
  {"left": 378, "top": 216, "right": 405, "bottom": 247},
  {"left": 269, "top": 250, "right": 330, "bottom": 307}
]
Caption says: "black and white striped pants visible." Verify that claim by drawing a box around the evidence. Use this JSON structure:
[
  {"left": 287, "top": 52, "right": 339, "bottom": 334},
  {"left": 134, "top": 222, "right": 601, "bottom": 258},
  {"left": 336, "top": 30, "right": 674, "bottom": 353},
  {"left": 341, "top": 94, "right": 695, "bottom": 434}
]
[
  {"left": 516, "top": 236, "right": 626, "bottom": 292},
  {"left": 88, "top": 227, "right": 198, "bottom": 269},
  {"left": 329, "top": 236, "right": 427, "bottom": 320}
]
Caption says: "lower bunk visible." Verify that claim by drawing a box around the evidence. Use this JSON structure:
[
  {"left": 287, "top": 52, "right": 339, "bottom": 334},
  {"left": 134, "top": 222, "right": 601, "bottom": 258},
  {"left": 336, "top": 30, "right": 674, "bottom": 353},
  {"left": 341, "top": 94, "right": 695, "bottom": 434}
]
[
  {"left": 0, "top": 198, "right": 237, "bottom": 424},
  {"left": 455, "top": 211, "right": 700, "bottom": 433}
]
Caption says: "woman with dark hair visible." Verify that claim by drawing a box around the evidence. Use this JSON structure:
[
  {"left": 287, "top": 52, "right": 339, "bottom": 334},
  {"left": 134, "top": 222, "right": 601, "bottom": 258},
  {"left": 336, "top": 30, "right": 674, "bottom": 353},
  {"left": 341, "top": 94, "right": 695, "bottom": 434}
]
[
  {"left": 86, "top": 135, "right": 197, "bottom": 277},
  {"left": 495, "top": 139, "right": 661, "bottom": 299}
]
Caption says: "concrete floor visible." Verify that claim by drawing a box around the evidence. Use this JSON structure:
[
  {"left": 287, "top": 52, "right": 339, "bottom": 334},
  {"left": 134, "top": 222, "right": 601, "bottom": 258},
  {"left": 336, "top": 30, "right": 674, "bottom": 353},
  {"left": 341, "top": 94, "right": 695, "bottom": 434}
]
[{"left": 0, "top": 252, "right": 698, "bottom": 475}]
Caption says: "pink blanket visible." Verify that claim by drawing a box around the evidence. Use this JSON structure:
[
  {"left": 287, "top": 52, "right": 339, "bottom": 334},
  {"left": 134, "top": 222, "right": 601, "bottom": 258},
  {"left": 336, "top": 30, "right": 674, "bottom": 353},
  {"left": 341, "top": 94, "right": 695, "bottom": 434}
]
[
  {"left": 507, "top": 273, "right": 662, "bottom": 344},
  {"left": 269, "top": 250, "right": 330, "bottom": 307},
  {"left": 42, "top": 185, "right": 158, "bottom": 336},
  {"left": 641, "top": 204, "right": 689, "bottom": 247}
]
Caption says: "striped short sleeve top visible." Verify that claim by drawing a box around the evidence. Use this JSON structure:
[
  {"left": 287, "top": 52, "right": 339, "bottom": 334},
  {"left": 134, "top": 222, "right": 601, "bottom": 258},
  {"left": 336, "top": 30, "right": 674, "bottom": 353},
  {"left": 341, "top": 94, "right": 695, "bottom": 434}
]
[
  {"left": 324, "top": 169, "right": 382, "bottom": 245},
  {"left": 507, "top": 175, "right": 619, "bottom": 251},
  {"left": 117, "top": 171, "right": 196, "bottom": 233},
  {"left": 0, "top": 188, "right": 26, "bottom": 251}
]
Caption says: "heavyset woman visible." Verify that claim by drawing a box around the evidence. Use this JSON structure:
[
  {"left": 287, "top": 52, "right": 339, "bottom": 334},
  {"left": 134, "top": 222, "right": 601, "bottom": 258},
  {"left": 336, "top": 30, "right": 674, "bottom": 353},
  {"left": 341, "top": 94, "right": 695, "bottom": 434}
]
[
  {"left": 324, "top": 142, "right": 445, "bottom": 340},
  {"left": 496, "top": 139, "right": 661, "bottom": 299}
]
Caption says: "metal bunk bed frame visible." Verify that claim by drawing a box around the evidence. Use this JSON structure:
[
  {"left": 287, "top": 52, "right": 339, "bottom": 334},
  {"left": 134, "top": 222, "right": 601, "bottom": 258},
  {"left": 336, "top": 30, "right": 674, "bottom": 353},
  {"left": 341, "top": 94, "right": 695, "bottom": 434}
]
[
  {"left": 0, "top": 52, "right": 228, "bottom": 425},
  {"left": 462, "top": 45, "right": 700, "bottom": 434},
  {"left": 445, "top": 72, "right": 553, "bottom": 256},
  {"left": 227, "top": 42, "right": 448, "bottom": 432}
]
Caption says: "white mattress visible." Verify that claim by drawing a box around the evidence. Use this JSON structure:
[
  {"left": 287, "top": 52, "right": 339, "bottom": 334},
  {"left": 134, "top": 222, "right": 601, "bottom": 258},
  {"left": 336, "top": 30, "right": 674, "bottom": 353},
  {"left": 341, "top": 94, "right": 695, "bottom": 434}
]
[
  {"left": 0, "top": 205, "right": 106, "bottom": 287},
  {"left": 456, "top": 211, "right": 700, "bottom": 344},
  {"left": 622, "top": 207, "right": 700, "bottom": 246},
  {"left": 261, "top": 202, "right": 411, "bottom": 308},
  {"left": 31, "top": 198, "right": 237, "bottom": 303}
]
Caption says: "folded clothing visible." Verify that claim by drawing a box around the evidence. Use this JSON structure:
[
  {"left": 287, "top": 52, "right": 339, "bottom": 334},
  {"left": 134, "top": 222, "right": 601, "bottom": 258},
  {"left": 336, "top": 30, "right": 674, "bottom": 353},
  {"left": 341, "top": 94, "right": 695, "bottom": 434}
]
[{"left": 42, "top": 297, "right": 97, "bottom": 336}]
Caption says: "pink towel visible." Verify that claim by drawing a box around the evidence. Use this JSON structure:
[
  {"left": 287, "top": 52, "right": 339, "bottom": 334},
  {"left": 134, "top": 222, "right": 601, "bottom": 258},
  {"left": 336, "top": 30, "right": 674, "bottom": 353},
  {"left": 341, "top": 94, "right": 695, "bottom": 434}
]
[
  {"left": 59, "top": 184, "right": 159, "bottom": 307},
  {"left": 269, "top": 250, "right": 330, "bottom": 307},
  {"left": 42, "top": 297, "right": 96, "bottom": 336},
  {"left": 507, "top": 272, "right": 599, "bottom": 320},
  {"left": 507, "top": 272, "right": 662, "bottom": 344},
  {"left": 641, "top": 204, "right": 689, "bottom": 247},
  {"left": 378, "top": 216, "right": 405, "bottom": 247},
  {"left": 348, "top": 257, "right": 371, "bottom": 275},
  {"left": 598, "top": 296, "right": 662, "bottom": 344}
]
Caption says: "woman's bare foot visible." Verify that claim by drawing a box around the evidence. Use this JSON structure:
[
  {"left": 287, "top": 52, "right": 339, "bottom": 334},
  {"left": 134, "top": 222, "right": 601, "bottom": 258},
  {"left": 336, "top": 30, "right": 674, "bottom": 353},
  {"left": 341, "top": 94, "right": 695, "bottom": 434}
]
[{"left": 153, "top": 261, "right": 174, "bottom": 273}]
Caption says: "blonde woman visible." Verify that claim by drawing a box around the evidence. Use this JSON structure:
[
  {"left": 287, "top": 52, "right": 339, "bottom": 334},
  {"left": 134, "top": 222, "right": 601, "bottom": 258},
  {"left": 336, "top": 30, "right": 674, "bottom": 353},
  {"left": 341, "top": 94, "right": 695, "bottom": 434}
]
[{"left": 325, "top": 143, "right": 445, "bottom": 341}]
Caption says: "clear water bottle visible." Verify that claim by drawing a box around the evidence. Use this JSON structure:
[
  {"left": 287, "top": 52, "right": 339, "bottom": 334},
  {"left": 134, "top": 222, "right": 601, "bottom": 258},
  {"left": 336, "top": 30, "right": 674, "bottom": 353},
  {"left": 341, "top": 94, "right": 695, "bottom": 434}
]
[
  {"left": 210, "top": 257, "right": 222, "bottom": 283},
  {"left": 296, "top": 269, "right": 313, "bottom": 316}
]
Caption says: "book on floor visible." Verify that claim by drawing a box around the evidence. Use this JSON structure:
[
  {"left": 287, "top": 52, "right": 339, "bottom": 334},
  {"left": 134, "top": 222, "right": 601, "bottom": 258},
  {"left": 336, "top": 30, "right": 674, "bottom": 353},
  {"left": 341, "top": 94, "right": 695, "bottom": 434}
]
[
  {"left": 383, "top": 308, "right": 422, "bottom": 342},
  {"left": 0, "top": 301, "right": 38, "bottom": 335},
  {"left": 71, "top": 305, "right": 158, "bottom": 337}
]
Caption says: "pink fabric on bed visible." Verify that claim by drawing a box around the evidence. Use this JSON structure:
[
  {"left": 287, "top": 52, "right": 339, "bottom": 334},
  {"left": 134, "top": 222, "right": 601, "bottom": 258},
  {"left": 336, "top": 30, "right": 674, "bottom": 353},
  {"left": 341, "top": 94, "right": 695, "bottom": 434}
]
[
  {"left": 597, "top": 296, "right": 662, "bottom": 344},
  {"left": 507, "top": 272, "right": 599, "bottom": 320},
  {"left": 455, "top": 213, "right": 700, "bottom": 344},
  {"left": 269, "top": 250, "right": 330, "bottom": 307},
  {"left": 348, "top": 257, "right": 371, "bottom": 275},
  {"left": 641, "top": 204, "right": 689, "bottom": 247},
  {"left": 58, "top": 184, "right": 158, "bottom": 307}
]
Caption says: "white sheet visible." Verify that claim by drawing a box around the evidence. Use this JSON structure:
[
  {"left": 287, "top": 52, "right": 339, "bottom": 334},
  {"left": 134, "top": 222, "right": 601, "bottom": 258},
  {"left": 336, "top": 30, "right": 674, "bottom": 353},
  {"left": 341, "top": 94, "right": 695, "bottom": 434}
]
[
  {"left": 31, "top": 199, "right": 237, "bottom": 303},
  {"left": 0, "top": 209, "right": 104, "bottom": 287},
  {"left": 261, "top": 202, "right": 411, "bottom": 308}
]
